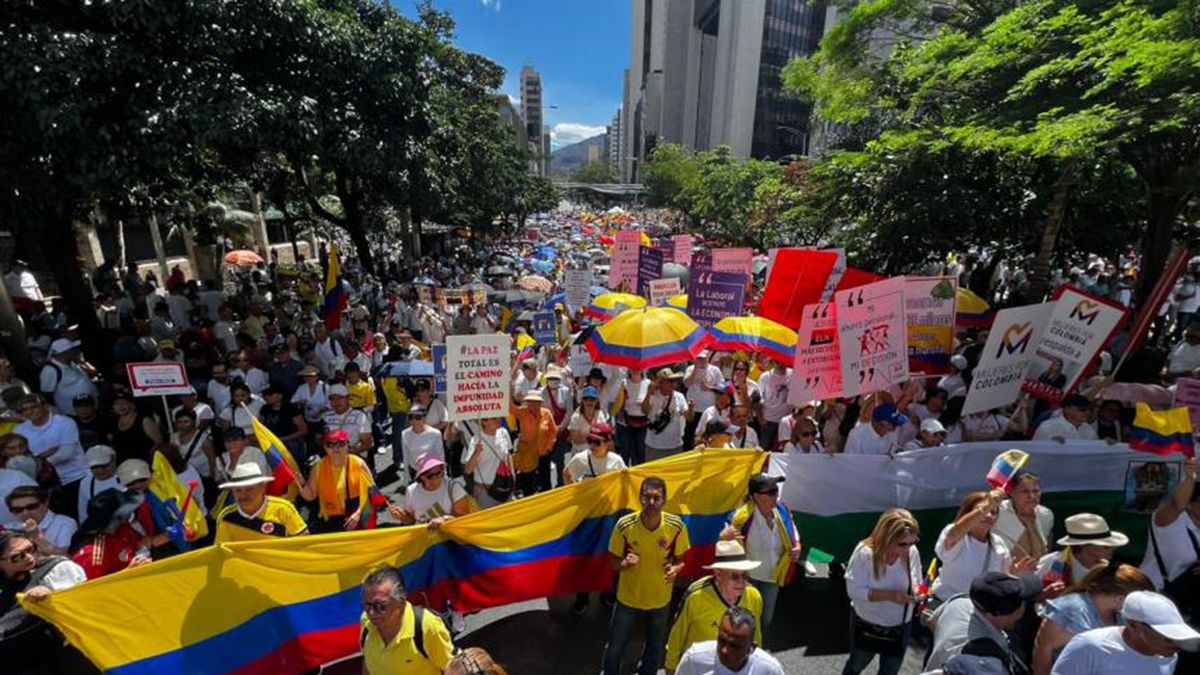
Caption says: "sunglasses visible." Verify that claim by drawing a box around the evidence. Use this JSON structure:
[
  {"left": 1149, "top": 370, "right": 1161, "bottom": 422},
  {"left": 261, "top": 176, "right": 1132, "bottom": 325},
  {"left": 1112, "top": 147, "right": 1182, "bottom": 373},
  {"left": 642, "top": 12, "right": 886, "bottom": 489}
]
[
  {"left": 420, "top": 470, "right": 445, "bottom": 480},
  {"left": 362, "top": 600, "right": 391, "bottom": 614},
  {"left": 9, "top": 502, "right": 42, "bottom": 514},
  {"left": 326, "top": 440, "right": 349, "bottom": 448},
  {"left": 409, "top": 414, "right": 426, "bottom": 421},
  {"left": 798, "top": 431, "right": 816, "bottom": 438},
  {"left": 6, "top": 545, "right": 35, "bottom": 564},
  {"left": 756, "top": 488, "right": 779, "bottom": 497}
]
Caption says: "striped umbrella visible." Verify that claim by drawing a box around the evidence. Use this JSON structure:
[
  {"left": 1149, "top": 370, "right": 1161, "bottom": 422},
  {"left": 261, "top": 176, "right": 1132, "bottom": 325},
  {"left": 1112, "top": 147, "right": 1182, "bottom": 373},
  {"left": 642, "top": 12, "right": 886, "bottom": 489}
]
[
  {"left": 709, "top": 316, "right": 798, "bottom": 365},
  {"left": 585, "top": 307, "right": 713, "bottom": 370},
  {"left": 585, "top": 292, "right": 647, "bottom": 321}
]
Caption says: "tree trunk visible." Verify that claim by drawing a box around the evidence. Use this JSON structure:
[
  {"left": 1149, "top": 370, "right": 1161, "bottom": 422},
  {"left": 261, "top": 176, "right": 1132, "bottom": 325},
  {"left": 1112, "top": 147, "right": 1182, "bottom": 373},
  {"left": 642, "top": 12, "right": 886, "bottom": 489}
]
[
  {"left": 116, "top": 218, "right": 127, "bottom": 269},
  {"left": 248, "top": 189, "right": 271, "bottom": 256},
  {"left": 146, "top": 210, "right": 169, "bottom": 282},
  {"left": 336, "top": 176, "right": 374, "bottom": 275},
  {"left": 36, "top": 208, "right": 108, "bottom": 371},
  {"left": 1028, "top": 161, "right": 1076, "bottom": 301},
  {"left": 0, "top": 279, "right": 33, "bottom": 383},
  {"left": 1139, "top": 188, "right": 1182, "bottom": 306}
]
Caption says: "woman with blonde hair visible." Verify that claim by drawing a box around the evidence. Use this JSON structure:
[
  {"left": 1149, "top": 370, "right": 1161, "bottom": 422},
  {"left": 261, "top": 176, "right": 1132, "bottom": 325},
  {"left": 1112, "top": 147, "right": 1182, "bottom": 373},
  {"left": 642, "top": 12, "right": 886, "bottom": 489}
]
[
  {"left": 444, "top": 647, "right": 509, "bottom": 675},
  {"left": 843, "top": 508, "right": 923, "bottom": 675},
  {"left": 1031, "top": 561, "right": 1153, "bottom": 675}
]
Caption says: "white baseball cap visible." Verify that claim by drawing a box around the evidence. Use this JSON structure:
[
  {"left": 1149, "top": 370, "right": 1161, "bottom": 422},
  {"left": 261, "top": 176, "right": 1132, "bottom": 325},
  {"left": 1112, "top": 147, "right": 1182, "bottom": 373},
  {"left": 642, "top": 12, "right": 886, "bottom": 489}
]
[
  {"left": 1123, "top": 591, "right": 1200, "bottom": 645},
  {"left": 328, "top": 384, "right": 349, "bottom": 398},
  {"left": 117, "top": 459, "right": 152, "bottom": 485},
  {"left": 950, "top": 354, "right": 968, "bottom": 370},
  {"left": 85, "top": 445, "right": 117, "bottom": 467},
  {"left": 920, "top": 418, "right": 947, "bottom": 434}
]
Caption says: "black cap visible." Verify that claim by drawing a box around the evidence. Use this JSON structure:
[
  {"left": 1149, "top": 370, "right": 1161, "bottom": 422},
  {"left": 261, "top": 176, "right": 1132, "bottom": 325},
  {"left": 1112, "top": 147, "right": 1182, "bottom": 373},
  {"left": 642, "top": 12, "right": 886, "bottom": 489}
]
[
  {"left": 73, "top": 393, "right": 96, "bottom": 406},
  {"left": 587, "top": 367, "right": 607, "bottom": 382},
  {"left": 748, "top": 472, "right": 785, "bottom": 495},
  {"left": 223, "top": 426, "right": 246, "bottom": 440},
  {"left": 970, "top": 573, "right": 1042, "bottom": 615},
  {"left": 704, "top": 419, "right": 735, "bottom": 436}
]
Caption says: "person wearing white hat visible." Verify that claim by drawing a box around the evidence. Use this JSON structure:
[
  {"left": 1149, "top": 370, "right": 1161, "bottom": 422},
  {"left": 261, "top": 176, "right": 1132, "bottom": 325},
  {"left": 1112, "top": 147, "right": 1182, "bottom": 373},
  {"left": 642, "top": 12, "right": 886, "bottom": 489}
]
[
  {"left": 214, "top": 463, "right": 307, "bottom": 544},
  {"left": 665, "top": 540, "right": 764, "bottom": 673},
  {"left": 38, "top": 337, "right": 97, "bottom": 415},
  {"left": 642, "top": 368, "right": 688, "bottom": 462},
  {"left": 76, "top": 445, "right": 123, "bottom": 520},
  {"left": 1036, "top": 513, "right": 1129, "bottom": 588},
  {"left": 903, "top": 417, "right": 949, "bottom": 451},
  {"left": 1051, "top": 591, "right": 1199, "bottom": 674},
  {"left": 321, "top": 383, "right": 373, "bottom": 458},
  {"left": 937, "top": 354, "right": 969, "bottom": 395}
]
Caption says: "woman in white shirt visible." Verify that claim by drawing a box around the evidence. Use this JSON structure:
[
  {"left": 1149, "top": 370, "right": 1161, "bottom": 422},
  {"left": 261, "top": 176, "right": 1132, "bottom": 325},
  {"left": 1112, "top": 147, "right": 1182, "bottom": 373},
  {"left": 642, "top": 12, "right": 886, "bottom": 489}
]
[
  {"left": 992, "top": 471, "right": 1055, "bottom": 562},
  {"left": 843, "top": 508, "right": 923, "bottom": 675},
  {"left": 781, "top": 416, "right": 825, "bottom": 455},
  {"left": 170, "top": 409, "right": 216, "bottom": 491},
  {"left": 567, "top": 386, "right": 609, "bottom": 456},
  {"left": 614, "top": 368, "right": 650, "bottom": 466},
  {"left": 217, "top": 383, "right": 264, "bottom": 437},
  {"left": 462, "top": 417, "right": 513, "bottom": 508},
  {"left": 931, "top": 489, "right": 1028, "bottom": 605},
  {"left": 291, "top": 366, "right": 330, "bottom": 425},
  {"left": 393, "top": 454, "right": 470, "bottom": 528},
  {"left": 563, "top": 422, "right": 625, "bottom": 484}
]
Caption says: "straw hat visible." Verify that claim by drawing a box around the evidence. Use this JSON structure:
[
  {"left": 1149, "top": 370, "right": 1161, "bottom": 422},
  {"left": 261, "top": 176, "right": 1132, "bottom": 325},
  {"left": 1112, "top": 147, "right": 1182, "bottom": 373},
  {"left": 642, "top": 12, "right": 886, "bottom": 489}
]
[
  {"left": 219, "top": 463, "right": 275, "bottom": 489},
  {"left": 705, "top": 540, "right": 762, "bottom": 572},
  {"left": 1056, "top": 513, "right": 1129, "bottom": 548}
]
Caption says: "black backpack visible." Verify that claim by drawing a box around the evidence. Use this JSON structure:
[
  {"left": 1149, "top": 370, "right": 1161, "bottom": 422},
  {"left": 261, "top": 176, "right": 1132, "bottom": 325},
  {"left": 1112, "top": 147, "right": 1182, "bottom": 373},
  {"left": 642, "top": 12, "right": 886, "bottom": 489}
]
[{"left": 360, "top": 605, "right": 427, "bottom": 659}]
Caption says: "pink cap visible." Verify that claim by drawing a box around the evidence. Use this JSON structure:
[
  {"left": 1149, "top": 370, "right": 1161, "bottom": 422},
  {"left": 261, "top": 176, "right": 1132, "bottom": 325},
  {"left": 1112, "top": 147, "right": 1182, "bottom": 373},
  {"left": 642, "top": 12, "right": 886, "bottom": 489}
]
[{"left": 415, "top": 453, "right": 446, "bottom": 477}]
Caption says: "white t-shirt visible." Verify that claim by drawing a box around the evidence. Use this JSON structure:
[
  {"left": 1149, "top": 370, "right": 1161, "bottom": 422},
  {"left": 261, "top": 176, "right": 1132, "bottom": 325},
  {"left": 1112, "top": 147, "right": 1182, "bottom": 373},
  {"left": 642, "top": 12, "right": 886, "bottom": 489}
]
[
  {"left": 621, "top": 378, "right": 651, "bottom": 417},
  {"left": 564, "top": 450, "right": 626, "bottom": 482},
  {"left": 322, "top": 408, "right": 372, "bottom": 447},
  {"left": 1051, "top": 626, "right": 1176, "bottom": 675},
  {"left": 845, "top": 542, "right": 922, "bottom": 627},
  {"left": 675, "top": 641, "right": 786, "bottom": 675},
  {"left": 842, "top": 422, "right": 899, "bottom": 456},
  {"left": 757, "top": 369, "right": 793, "bottom": 422},
  {"left": 207, "top": 380, "right": 232, "bottom": 413},
  {"left": 76, "top": 473, "right": 123, "bottom": 520},
  {"left": 33, "top": 511, "right": 77, "bottom": 550},
  {"left": 404, "top": 478, "right": 467, "bottom": 523},
  {"left": 291, "top": 381, "right": 330, "bottom": 422},
  {"left": 567, "top": 409, "right": 609, "bottom": 453},
  {"left": 729, "top": 425, "right": 759, "bottom": 450},
  {"left": 172, "top": 428, "right": 213, "bottom": 478},
  {"left": 463, "top": 429, "right": 512, "bottom": 485},
  {"left": 41, "top": 558, "right": 88, "bottom": 591},
  {"left": 176, "top": 463, "right": 208, "bottom": 516},
  {"left": 219, "top": 398, "right": 264, "bottom": 436},
  {"left": 931, "top": 524, "right": 1012, "bottom": 601},
  {"left": 217, "top": 446, "right": 270, "bottom": 482},
  {"left": 1168, "top": 341, "right": 1200, "bottom": 374},
  {"left": 16, "top": 413, "right": 88, "bottom": 483},
  {"left": 418, "top": 398, "right": 449, "bottom": 429},
  {"left": 1175, "top": 280, "right": 1200, "bottom": 314},
  {"left": 172, "top": 402, "right": 214, "bottom": 427},
  {"left": 1140, "top": 512, "right": 1200, "bottom": 589},
  {"left": 963, "top": 412, "right": 1010, "bottom": 440},
  {"left": 684, "top": 363, "right": 723, "bottom": 412},
  {"left": 646, "top": 390, "right": 688, "bottom": 450},
  {"left": 1033, "top": 416, "right": 1098, "bottom": 441},
  {"left": 400, "top": 427, "right": 445, "bottom": 471},
  {"left": 0, "top": 468, "right": 37, "bottom": 528},
  {"left": 231, "top": 367, "right": 269, "bottom": 394},
  {"left": 745, "top": 507, "right": 784, "bottom": 584},
  {"left": 39, "top": 359, "right": 98, "bottom": 414}
]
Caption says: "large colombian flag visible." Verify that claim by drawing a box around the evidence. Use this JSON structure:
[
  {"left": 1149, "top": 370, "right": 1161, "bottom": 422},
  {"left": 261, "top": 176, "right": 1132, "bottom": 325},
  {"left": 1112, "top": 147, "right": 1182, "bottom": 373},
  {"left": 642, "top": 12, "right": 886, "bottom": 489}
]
[
  {"left": 1130, "top": 402, "right": 1195, "bottom": 458},
  {"left": 25, "top": 449, "right": 764, "bottom": 675},
  {"left": 321, "top": 243, "right": 347, "bottom": 329}
]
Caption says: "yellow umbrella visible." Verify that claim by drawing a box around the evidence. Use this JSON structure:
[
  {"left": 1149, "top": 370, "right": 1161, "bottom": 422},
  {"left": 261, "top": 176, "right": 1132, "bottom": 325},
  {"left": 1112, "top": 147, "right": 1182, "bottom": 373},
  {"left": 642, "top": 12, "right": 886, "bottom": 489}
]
[
  {"left": 585, "top": 307, "right": 713, "bottom": 369},
  {"left": 667, "top": 294, "right": 687, "bottom": 309},
  {"left": 585, "top": 292, "right": 648, "bottom": 321},
  {"left": 709, "top": 316, "right": 798, "bottom": 365}
]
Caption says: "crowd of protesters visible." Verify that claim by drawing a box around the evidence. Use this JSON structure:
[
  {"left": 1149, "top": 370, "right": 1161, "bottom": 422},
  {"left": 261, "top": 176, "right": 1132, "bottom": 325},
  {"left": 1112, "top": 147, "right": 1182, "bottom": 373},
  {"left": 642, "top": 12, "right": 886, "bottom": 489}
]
[{"left": 1, "top": 209, "right": 1198, "bottom": 675}]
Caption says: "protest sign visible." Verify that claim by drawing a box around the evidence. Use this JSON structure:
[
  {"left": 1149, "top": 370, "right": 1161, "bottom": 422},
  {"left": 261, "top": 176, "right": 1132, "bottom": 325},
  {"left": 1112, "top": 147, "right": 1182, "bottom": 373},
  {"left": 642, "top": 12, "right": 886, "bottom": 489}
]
[
  {"left": 609, "top": 230, "right": 641, "bottom": 290},
  {"left": 532, "top": 311, "right": 557, "bottom": 345},
  {"left": 836, "top": 283, "right": 908, "bottom": 397},
  {"left": 788, "top": 302, "right": 843, "bottom": 403},
  {"left": 687, "top": 270, "right": 747, "bottom": 328},
  {"left": 672, "top": 234, "right": 693, "bottom": 265},
  {"left": 656, "top": 238, "right": 675, "bottom": 263},
  {"left": 892, "top": 276, "right": 958, "bottom": 375},
  {"left": 758, "top": 249, "right": 839, "bottom": 329},
  {"left": 432, "top": 344, "right": 447, "bottom": 394},
  {"left": 712, "top": 248, "right": 753, "bottom": 277},
  {"left": 1022, "top": 286, "right": 1128, "bottom": 404},
  {"left": 962, "top": 303, "right": 1053, "bottom": 416},
  {"left": 1172, "top": 378, "right": 1200, "bottom": 434},
  {"left": 636, "top": 245, "right": 664, "bottom": 296},
  {"left": 446, "top": 335, "right": 511, "bottom": 422},
  {"left": 564, "top": 269, "right": 593, "bottom": 314},
  {"left": 126, "top": 362, "right": 191, "bottom": 398},
  {"left": 819, "top": 248, "right": 846, "bottom": 302},
  {"left": 649, "top": 277, "right": 681, "bottom": 307}
]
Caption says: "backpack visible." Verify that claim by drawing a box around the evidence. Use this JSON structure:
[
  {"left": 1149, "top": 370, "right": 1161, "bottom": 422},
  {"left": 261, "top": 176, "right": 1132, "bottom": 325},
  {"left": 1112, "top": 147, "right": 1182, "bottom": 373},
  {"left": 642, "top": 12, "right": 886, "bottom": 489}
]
[{"left": 361, "top": 604, "right": 427, "bottom": 659}]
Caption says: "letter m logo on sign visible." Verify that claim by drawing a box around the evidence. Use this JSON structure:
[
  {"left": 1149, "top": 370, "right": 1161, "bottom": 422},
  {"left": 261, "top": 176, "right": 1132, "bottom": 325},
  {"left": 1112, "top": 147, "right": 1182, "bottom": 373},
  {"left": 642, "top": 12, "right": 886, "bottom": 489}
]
[
  {"left": 1068, "top": 299, "right": 1101, "bottom": 326},
  {"left": 996, "top": 321, "right": 1035, "bottom": 358}
]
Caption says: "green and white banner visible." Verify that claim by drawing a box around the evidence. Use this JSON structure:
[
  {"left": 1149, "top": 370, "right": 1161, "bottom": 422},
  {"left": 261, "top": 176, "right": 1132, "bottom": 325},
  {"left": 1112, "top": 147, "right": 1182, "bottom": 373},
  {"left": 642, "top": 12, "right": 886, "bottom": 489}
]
[{"left": 769, "top": 441, "right": 1184, "bottom": 561}]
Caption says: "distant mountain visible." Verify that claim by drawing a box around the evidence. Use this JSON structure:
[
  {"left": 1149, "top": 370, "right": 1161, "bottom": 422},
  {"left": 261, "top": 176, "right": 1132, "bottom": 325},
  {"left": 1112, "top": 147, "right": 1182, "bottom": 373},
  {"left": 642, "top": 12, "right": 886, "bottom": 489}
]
[{"left": 550, "top": 134, "right": 606, "bottom": 176}]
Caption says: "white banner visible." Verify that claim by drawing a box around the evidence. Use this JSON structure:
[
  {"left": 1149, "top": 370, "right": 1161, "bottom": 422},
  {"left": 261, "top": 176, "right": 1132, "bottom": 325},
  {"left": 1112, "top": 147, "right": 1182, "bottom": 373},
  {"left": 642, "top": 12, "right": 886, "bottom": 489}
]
[
  {"left": 445, "top": 335, "right": 512, "bottom": 422},
  {"left": 962, "top": 303, "right": 1053, "bottom": 416},
  {"left": 1022, "top": 286, "right": 1127, "bottom": 403},
  {"left": 126, "top": 362, "right": 191, "bottom": 398},
  {"left": 837, "top": 283, "right": 908, "bottom": 397},
  {"left": 789, "top": 301, "right": 843, "bottom": 403},
  {"left": 564, "top": 269, "right": 593, "bottom": 314},
  {"left": 648, "top": 277, "right": 681, "bottom": 307},
  {"left": 769, "top": 441, "right": 1176, "bottom": 517}
]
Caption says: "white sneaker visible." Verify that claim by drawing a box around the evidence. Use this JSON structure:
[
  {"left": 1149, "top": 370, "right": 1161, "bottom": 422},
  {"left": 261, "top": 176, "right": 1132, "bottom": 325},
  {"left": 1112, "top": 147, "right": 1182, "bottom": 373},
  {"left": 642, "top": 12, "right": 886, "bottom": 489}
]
[{"left": 805, "top": 561, "right": 819, "bottom": 576}]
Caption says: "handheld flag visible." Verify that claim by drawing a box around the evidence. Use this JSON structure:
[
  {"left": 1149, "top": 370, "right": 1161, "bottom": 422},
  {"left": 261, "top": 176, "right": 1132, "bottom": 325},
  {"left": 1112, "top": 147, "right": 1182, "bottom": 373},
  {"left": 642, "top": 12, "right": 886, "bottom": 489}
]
[
  {"left": 1130, "top": 402, "right": 1195, "bottom": 458},
  {"left": 148, "top": 451, "right": 209, "bottom": 547},
  {"left": 249, "top": 409, "right": 304, "bottom": 499},
  {"left": 986, "top": 449, "right": 1029, "bottom": 492},
  {"left": 322, "top": 243, "right": 348, "bottom": 329}
]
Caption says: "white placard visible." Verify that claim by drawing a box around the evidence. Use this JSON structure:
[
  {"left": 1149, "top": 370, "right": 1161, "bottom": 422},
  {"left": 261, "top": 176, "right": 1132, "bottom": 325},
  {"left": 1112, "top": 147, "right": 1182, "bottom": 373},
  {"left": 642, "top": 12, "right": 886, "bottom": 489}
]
[
  {"left": 1022, "top": 287, "right": 1128, "bottom": 404},
  {"left": 789, "top": 302, "right": 843, "bottom": 403},
  {"left": 648, "top": 278, "right": 681, "bottom": 307},
  {"left": 836, "top": 284, "right": 908, "bottom": 397},
  {"left": 446, "top": 335, "right": 512, "bottom": 422},
  {"left": 565, "top": 269, "right": 593, "bottom": 314},
  {"left": 962, "top": 302, "right": 1053, "bottom": 416},
  {"left": 126, "top": 362, "right": 192, "bottom": 398}
]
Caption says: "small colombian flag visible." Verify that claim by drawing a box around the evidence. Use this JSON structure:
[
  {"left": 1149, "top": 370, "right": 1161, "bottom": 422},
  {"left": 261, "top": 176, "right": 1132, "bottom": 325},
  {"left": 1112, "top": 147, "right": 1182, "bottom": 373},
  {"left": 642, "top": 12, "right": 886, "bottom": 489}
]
[
  {"left": 986, "top": 449, "right": 1030, "bottom": 492},
  {"left": 1130, "top": 403, "right": 1195, "bottom": 458}
]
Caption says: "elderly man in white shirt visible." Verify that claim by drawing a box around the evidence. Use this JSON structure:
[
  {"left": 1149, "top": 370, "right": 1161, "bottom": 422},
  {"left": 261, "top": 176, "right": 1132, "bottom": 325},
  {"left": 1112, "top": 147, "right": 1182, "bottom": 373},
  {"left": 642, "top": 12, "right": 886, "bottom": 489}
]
[
  {"left": 842, "top": 404, "right": 907, "bottom": 455},
  {"left": 1032, "top": 395, "right": 1099, "bottom": 442}
]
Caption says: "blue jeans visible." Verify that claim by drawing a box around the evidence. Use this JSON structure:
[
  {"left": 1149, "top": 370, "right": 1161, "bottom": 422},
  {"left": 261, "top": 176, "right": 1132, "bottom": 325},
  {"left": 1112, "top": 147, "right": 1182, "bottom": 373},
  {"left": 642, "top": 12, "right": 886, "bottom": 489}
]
[
  {"left": 615, "top": 423, "right": 647, "bottom": 466},
  {"left": 601, "top": 601, "right": 670, "bottom": 675},
  {"left": 389, "top": 413, "right": 407, "bottom": 466},
  {"left": 750, "top": 578, "right": 780, "bottom": 637},
  {"left": 841, "top": 612, "right": 908, "bottom": 675}
]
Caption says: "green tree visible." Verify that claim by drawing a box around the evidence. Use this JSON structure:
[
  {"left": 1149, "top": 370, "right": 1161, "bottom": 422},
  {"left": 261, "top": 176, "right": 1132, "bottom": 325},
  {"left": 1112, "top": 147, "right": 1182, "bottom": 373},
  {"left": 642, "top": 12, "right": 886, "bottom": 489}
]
[
  {"left": 572, "top": 160, "right": 618, "bottom": 184},
  {"left": 642, "top": 144, "right": 701, "bottom": 216}
]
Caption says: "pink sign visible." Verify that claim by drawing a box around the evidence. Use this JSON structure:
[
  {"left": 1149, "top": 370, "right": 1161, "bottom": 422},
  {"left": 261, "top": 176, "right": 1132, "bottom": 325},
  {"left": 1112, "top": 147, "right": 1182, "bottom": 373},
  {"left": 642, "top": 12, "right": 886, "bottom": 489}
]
[
  {"left": 672, "top": 234, "right": 693, "bottom": 265},
  {"left": 1173, "top": 378, "right": 1200, "bottom": 434},
  {"left": 712, "top": 248, "right": 753, "bottom": 276},
  {"left": 609, "top": 230, "right": 642, "bottom": 290}
]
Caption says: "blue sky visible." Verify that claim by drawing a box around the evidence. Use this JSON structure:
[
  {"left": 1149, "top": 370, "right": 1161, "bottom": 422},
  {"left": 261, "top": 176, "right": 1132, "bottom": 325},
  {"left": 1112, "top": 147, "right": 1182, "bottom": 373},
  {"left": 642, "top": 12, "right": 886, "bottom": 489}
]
[{"left": 395, "top": 0, "right": 630, "bottom": 149}]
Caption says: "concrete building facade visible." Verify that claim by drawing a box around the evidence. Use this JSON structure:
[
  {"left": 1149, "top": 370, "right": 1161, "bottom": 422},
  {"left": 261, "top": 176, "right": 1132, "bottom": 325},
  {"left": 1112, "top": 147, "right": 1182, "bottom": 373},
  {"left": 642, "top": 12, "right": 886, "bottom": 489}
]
[{"left": 521, "top": 66, "right": 550, "bottom": 176}]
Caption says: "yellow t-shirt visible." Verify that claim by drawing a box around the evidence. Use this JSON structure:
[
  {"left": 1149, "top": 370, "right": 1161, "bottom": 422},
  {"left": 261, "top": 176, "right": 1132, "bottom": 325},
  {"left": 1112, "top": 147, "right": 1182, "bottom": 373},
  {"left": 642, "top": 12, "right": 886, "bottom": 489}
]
[
  {"left": 608, "top": 510, "right": 691, "bottom": 610},
  {"left": 345, "top": 379, "right": 377, "bottom": 411},
  {"left": 664, "top": 576, "right": 763, "bottom": 669},
  {"left": 214, "top": 496, "right": 308, "bottom": 543},
  {"left": 380, "top": 378, "right": 411, "bottom": 414},
  {"left": 360, "top": 604, "right": 454, "bottom": 675}
]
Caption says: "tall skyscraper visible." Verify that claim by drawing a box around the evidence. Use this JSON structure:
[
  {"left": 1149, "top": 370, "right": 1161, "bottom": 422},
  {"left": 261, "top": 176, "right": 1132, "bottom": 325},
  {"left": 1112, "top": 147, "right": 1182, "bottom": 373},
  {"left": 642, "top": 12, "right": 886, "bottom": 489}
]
[
  {"left": 521, "top": 66, "right": 547, "bottom": 176},
  {"left": 621, "top": 0, "right": 824, "bottom": 180},
  {"left": 608, "top": 108, "right": 623, "bottom": 170}
]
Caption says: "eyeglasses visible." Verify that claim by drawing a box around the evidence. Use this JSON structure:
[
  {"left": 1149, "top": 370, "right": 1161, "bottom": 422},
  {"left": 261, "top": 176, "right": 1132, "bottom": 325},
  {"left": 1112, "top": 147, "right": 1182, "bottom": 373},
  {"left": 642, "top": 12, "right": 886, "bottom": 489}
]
[
  {"left": 421, "top": 470, "right": 445, "bottom": 480},
  {"left": 5, "top": 545, "right": 35, "bottom": 564},
  {"left": 362, "top": 600, "right": 391, "bottom": 614},
  {"left": 798, "top": 431, "right": 816, "bottom": 438},
  {"left": 727, "top": 572, "right": 751, "bottom": 582},
  {"left": 756, "top": 489, "right": 779, "bottom": 497},
  {"left": 326, "top": 441, "right": 349, "bottom": 448},
  {"left": 9, "top": 502, "right": 42, "bottom": 514}
]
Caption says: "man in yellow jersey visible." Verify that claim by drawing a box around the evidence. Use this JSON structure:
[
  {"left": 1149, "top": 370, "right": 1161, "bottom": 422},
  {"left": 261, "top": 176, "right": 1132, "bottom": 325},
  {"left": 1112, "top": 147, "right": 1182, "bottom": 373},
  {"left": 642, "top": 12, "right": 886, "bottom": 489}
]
[
  {"left": 664, "top": 540, "right": 764, "bottom": 673},
  {"left": 602, "top": 476, "right": 691, "bottom": 675},
  {"left": 359, "top": 565, "right": 454, "bottom": 675},
  {"left": 213, "top": 463, "right": 307, "bottom": 543}
]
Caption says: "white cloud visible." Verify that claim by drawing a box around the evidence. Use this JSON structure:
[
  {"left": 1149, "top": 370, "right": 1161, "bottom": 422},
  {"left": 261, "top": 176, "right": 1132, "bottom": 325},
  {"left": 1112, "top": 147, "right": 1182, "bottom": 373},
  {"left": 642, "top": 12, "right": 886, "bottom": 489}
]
[
  {"left": 481, "top": 0, "right": 502, "bottom": 11},
  {"left": 550, "top": 123, "right": 606, "bottom": 148}
]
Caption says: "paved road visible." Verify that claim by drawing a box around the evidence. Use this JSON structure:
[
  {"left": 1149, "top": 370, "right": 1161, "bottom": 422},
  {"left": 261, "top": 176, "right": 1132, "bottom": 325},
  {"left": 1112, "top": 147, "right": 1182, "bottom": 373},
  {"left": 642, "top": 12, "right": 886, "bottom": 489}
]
[{"left": 325, "top": 562, "right": 928, "bottom": 674}]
